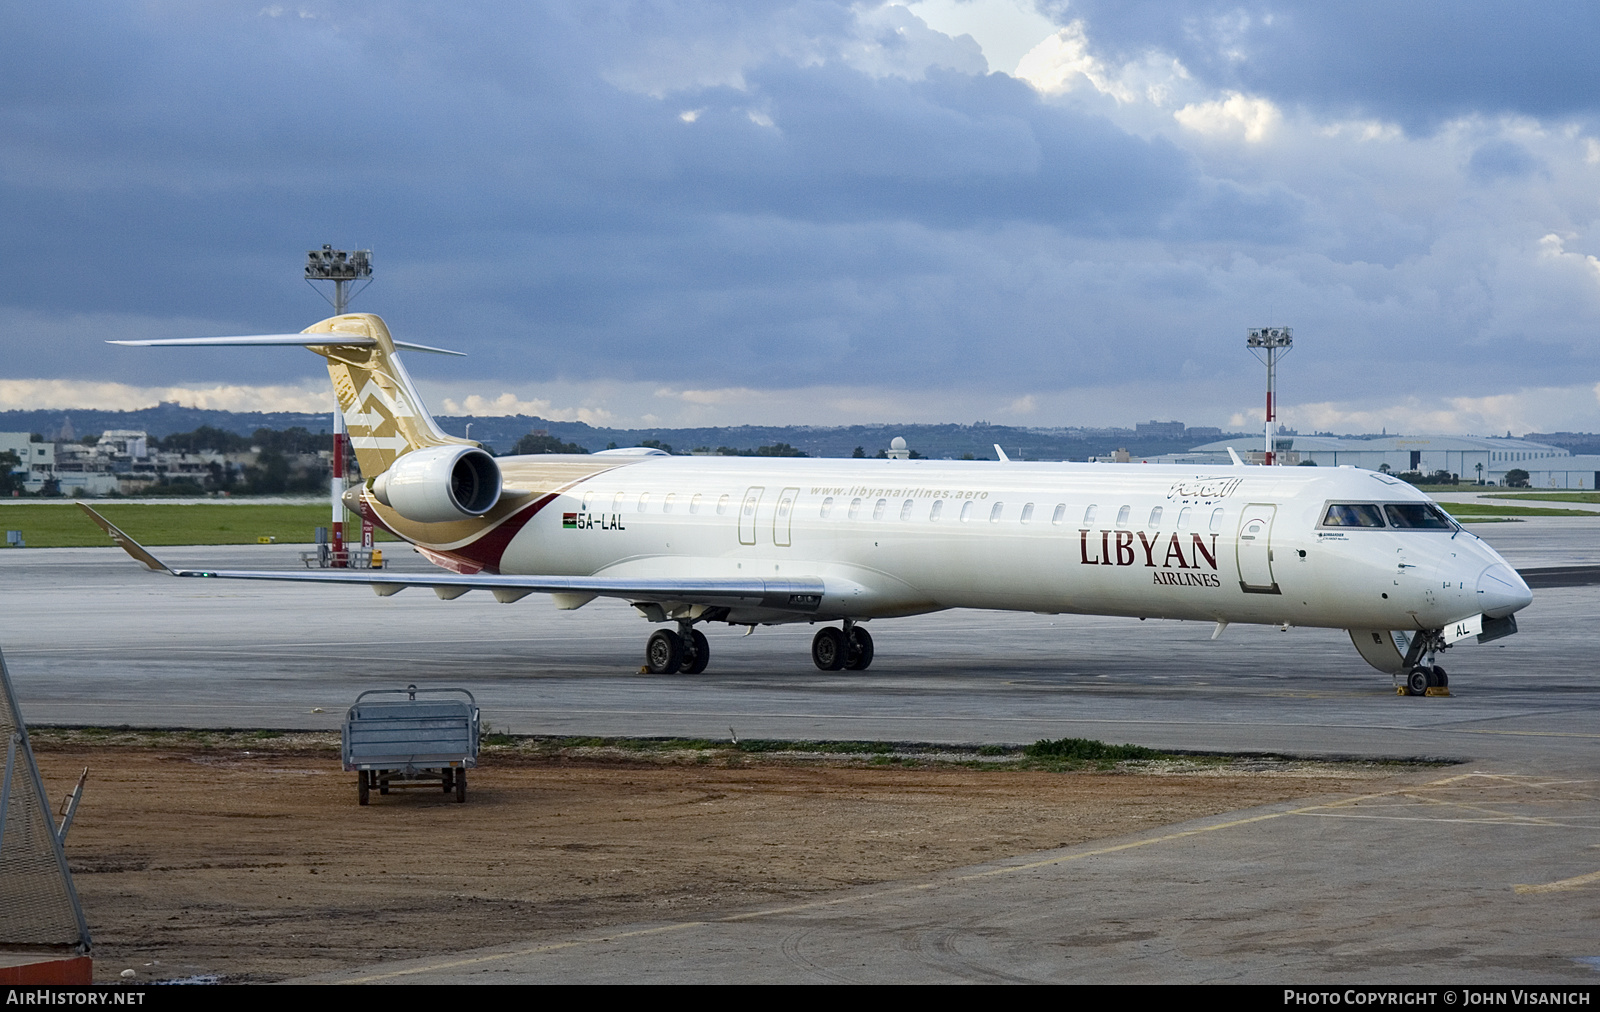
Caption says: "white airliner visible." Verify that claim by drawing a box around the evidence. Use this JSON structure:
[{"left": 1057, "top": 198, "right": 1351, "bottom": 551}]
[{"left": 88, "top": 312, "right": 1532, "bottom": 695}]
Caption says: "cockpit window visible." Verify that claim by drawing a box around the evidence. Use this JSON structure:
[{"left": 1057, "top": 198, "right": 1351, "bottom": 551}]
[
  {"left": 1384, "top": 503, "right": 1455, "bottom": 530},
  {"left": 1322, "top": 503, "right": 1385, "bottom": 528}
]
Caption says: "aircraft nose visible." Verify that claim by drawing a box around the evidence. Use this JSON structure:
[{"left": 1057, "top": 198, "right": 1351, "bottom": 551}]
[{"left": 1477, "top": 563, "right": 1533, "bottom": 618}]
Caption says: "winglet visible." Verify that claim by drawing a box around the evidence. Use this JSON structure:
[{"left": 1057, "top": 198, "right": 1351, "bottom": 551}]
[
  {"left": 77, "top": 504, "right": 171, "bottom": 573},
  {"left": 993, "top": 443, "right": 1011, "bottom": 463},
  {"left": 1226, "top": 446, "right": 1246, "bottom": 466}
]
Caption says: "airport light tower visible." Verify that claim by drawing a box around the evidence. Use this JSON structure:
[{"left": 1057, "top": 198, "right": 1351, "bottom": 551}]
[
  {"left": 1246, "top": 326, "right": 1293, "bottom": 465},
  {"left": 305, "top": 246, "right": 372, "bottom": 566}
]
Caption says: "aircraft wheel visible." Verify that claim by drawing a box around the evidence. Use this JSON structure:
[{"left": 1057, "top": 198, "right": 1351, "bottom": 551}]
[
  {"left": 845, "top": 626, "right": 874, "bottom": 670},
  {"left": 812, "top": 627, "right": 846, "bottom": 671},
  {"left": 646, "top": 629, "right": 682, "bottom": 674},
  {"left": 1431, "top": 666, "right": 1448, "bottom": 688},
  {"left": 680, "top": 629, "right": 710, "bottom": 674},
  {"left": 1406, "top": 666, "right": 1430, "bottom": 696}
]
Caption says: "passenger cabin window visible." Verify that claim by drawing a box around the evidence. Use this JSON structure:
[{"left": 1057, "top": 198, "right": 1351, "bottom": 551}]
[
  {"left": 930, "top": 500, "right": 944, "bottom": 521},
  {"left": 1177, "top": 507, "right": 1191, "bottom": 528},
  {"left": 1148, "top": 506, "right": 1162, "bottom": 527},
  {"left": 1322, "top": 503, "right": 1385, "bottom": 528},
  {"left": 820, "top": 496, "right": 835, "bottom": 518},
  {"left": 613, "top": 492, "right": 625, "bottom": 512},
  {"left": 1020, "top": 503, "right": 1035, "bottom": 524},
  {"left": 960, "top": 501, "right": 974, "bottom": 522},
  {"left": 1384, "top": 503, "right": 1454, "bottom": 529},
  {"left": 1052, "top": 504, "right": 1066, "bottom": 525},
  {"left": 848, "top": 497, "right": 863, "bottom": 519},
  {"left": 989, "top": 502, "right": 1003, "bottom": 523},
  {"left": 1083, "top": 505, "right": 1097, "bottom": 525},
  {"left": 663, "top": 493, "right": 676, "bottom": 513},
  {"left": 1116, "top": 505, "right": 1131, "bottom": 526},
  {"left": 900, "top": 499, "right": 914, "bottom": 521},
  {"left": 873, "top": 498, "right": 887, "bottom": 520},
  {"left": 690, "top": 493, "right": 703, "bottom": 514},
  {"left": 1209, "top": 508, "right": 1224, "bottom": 532},
  {"left": 581, "top": 491, "right": 594, "bottom": 511},
  {"left": 716, "top": 494, "right": 730, "bottom": 515},
  {"left": 638, "top": 493, "right": 650, "bottom": 511}
]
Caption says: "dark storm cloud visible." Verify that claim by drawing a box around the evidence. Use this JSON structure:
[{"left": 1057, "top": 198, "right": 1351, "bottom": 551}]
[
  {"left": 0, "top": 1, "right": 1228, "bottom": 390},
  {"left": 1055, "top": 0, "right": 1600, "bottom": 130},
  {"left": 2, "top": 1, "right": 1597, "bottom": 432}
]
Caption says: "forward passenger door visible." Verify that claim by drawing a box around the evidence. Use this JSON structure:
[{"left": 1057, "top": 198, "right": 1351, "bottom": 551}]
[{"left": 1236, "top": 503, "right": 1281, "bottom": 594}]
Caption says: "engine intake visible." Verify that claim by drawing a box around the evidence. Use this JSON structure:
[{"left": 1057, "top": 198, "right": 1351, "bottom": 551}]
[{"left": 372, "top": 445, "right": 502, "bottom": 523}]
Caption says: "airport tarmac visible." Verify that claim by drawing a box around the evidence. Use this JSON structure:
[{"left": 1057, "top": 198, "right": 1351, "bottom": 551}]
[{"left": 2, "top": 517, "right": 1597, "bottom": 982}]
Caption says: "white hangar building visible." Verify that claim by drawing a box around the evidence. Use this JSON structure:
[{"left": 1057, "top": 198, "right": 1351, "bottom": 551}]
[{"left": 1186, "top": 434, "right": 1600, "bottom": 489}]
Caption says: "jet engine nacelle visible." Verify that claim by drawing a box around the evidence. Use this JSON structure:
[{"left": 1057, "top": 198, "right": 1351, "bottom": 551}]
[{"left": 371, "top": 445, "right": 501, "bottom": 523}]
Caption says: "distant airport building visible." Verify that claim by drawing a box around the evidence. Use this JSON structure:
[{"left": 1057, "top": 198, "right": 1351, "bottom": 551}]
[
  {"left": 1178, "top": 433, "right": 1600, "bottom": 488},
  {"left": 0, "top": 433, "right": 56, "bottom": 494}
]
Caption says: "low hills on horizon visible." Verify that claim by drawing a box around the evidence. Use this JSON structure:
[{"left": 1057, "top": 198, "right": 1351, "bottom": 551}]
[{"left": 4, "top": 403, "right": 1598, "bottom": 461}]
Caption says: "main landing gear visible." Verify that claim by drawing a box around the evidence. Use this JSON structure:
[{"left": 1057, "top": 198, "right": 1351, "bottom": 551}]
[
  {"left": 645, "top": 624, "right": 711, "bottom": 674},
  {"left": 640, "top": 618, "right": 875, "bottom": 674},
  {"left": 812, "top": 621, "right": 873, "bottom": 671}
]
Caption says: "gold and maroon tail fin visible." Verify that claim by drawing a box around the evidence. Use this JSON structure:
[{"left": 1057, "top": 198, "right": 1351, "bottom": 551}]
[{"left": 300, "top": 314, "right": 474, "bottom": 478}]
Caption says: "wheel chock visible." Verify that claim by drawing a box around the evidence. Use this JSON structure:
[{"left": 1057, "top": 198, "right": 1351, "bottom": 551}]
[{"left": 1425, "top": 686, "right": 1452, "bottom": 697}]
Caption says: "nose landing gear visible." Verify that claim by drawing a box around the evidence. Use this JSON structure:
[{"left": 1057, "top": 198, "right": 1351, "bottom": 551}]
[
  {"left": 811, "top": 621, "right": 873, "bottom": 671},
  {"left": 1398, "top": 629, "right": 1451, "bottom": 696},
  {"left": 1404, "top": 664, "right": 1448, "bottom": 696}
]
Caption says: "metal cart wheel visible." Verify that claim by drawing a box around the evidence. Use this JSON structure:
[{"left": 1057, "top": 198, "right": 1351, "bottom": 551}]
[
  {"left": 441, "top": 768, "right": 453, "bottom": 793},
  {"left": 455, "top": 770, "right": 467, "bottom": 803},
  {"left": 358, "top": 771, "right": 370, "bottom": 806},
  {"left": 379, "top": 775, "right": 390, "bottom": 795}
]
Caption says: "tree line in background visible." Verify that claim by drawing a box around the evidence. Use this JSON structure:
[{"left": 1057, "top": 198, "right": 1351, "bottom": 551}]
[{"left": 508, "top": 433, "right": 811, "bottom": 457}]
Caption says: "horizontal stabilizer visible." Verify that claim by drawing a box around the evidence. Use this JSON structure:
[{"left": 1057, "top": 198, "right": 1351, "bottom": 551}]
[{"left": 108, "top": 334, "right": 464, "bottom": 356}]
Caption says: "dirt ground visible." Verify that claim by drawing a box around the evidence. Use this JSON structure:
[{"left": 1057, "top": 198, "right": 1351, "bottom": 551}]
[{"left": 30, "top": 738, "right": 1421, "bottom": 983}]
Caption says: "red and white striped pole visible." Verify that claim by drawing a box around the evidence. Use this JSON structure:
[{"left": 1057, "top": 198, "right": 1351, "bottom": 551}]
[
  {"left": 330, "top": 275, "right": 349, "bottom": 567},
  {"left": 331, "top": 409, "right": 346, "bottom": 566},
  {"left": 1264, "top": 346, "right": 1276, "bottom": 467},
  {"left": 1246, "top": 327, "right": 1293, "bottom": 467}
]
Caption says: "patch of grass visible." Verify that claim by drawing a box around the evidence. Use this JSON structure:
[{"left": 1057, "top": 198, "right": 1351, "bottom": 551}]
[
  {"left": 1024, "top": 737, "right": 1161, "bottom": 762},
  {"left": 0, "top": 503, "right": 400, "bottom": 548},
  {"left": 250, "top": 730, "right": 284, "bottom": 740},
  {"left": 1485, "top": 492, "right": 1600, "bottom": 505},
  {"left": 1441, "top": 503, "right": 1592, "bottom": 517}
]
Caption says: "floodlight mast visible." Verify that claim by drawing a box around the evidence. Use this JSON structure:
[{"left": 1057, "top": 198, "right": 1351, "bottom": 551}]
[
  {"left": 304, "top": 246, "right": 372, "bottom": 566},
  {"left": 1246, "top": 326, "right": 1292, "bottom": 466}
]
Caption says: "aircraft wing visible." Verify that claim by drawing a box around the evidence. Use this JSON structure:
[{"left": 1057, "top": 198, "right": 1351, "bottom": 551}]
[{"left": 79, "top": 504, "right": 825, "bottom": 612}]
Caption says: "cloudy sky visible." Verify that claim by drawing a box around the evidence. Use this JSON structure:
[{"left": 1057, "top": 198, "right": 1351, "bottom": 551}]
[{"left": 3, "top": 1, "right": 1599, "bottom": 434}]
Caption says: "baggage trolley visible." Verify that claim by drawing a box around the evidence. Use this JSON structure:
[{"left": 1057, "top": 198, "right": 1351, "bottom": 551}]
[{"left": 341, "top": 685, "right": 479, "bottom": 805}]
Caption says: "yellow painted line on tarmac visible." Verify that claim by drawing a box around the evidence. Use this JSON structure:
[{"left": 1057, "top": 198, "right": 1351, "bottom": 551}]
[
  {"left": 1514, "top": 869, "right": 1600, "bottom": 894},
  {"left": 1457, "top": 729, "right": 1600, "bottom": 739},
  {"left": 336, "top": 779, "right": 1432, "bottom": 984}
]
